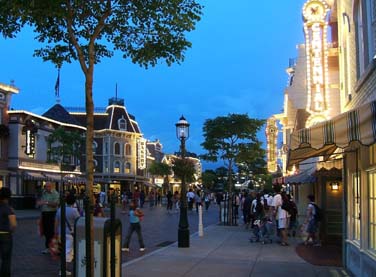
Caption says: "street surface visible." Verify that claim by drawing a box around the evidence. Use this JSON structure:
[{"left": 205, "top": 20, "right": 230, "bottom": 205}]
[{"left": 12, "top": 203, "right": 219, "bottom": 276}]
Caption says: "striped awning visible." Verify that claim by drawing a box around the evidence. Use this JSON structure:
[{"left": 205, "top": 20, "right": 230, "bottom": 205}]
[{"left": 288, "top": 100, "right": 376, "bottom": 167}]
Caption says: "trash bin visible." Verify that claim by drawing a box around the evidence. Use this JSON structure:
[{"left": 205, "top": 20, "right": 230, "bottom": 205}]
[{"left": 74, "top": 217, "right": 122, "bottom": 277}]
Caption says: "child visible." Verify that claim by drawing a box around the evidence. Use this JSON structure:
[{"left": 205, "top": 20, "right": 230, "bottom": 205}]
[{"left": 122, "top": 201, "right": 145, "bottom": 252}]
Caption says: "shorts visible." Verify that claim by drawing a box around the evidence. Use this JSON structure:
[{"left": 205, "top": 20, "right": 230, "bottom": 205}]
[
  {"left": 278, "top": 217, "right": 289, "bottom": 229},
  {"left": 306, "top": 219, "right": 318, "bottom": 234}
]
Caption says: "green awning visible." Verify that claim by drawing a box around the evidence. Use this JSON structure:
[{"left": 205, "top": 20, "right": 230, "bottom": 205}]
[{"left": 288, "top": 100, "right": 376, "bottom": 167}]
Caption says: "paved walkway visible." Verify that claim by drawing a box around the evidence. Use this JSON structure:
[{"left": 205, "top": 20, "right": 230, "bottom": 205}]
[
  {"left": 123, "top": 225, "right": 351, "bottom": 277},
  {"left": 14, "top": 209, "right": 352, "bottom": 277}
]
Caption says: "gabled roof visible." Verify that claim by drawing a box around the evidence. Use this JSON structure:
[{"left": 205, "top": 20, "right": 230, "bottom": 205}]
[
  {"left": 68, "top": 98, "right": 141, "bottom": 134},
  {"left": 42, "top": 104, "right": 82, "bottom": 126}
]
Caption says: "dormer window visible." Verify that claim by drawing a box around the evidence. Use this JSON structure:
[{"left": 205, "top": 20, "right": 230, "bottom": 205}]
[{"left": 118, "top": 116, "right": 127, "bottom": 131}]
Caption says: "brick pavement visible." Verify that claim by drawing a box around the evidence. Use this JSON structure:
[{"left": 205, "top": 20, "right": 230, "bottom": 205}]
[{"left": 12, "top": 203, "right": 220, "bottom": 276}]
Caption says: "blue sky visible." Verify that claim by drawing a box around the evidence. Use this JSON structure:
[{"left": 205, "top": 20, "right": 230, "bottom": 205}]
[{"left": 0, "top": 1, "right": 306, "bottom": 170}]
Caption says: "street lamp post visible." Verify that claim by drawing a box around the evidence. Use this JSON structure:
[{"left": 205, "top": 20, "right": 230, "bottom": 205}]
[{"left": 176, "top": 115, "right": 190, "bottom": 248}]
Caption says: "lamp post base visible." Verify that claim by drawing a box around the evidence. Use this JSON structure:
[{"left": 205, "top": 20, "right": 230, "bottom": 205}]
[{"left": 178, "top": 228, "right": 190, "bottom": 248}]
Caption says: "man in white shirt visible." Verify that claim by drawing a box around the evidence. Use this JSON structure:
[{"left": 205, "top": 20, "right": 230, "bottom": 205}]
[
  {"left": 186, "top": 189, "right": 195, "bottom": 211},
  {"left": 271, "top": 186, "right": 282, "bottom": 241}
]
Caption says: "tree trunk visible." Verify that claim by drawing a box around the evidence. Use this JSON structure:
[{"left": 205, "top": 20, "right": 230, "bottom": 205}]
[{"left": 85, "top": 67, "right": 95, "bottom": 277}]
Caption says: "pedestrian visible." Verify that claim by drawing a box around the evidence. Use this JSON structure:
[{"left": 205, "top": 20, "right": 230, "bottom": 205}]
[
  {"left": 121, "top": 191, "right": 128, "bottom": 213},
  {"left": 0, "top": 187, "right": 17, "bottom": 277},
  {"left": 242, "top": 192, "right": 252, "bottom": 228},
  {"left": 279, "top": 192, "right": 290, "bottom": 246},
  {"left": 133, "top": 188, "right": 140, "bottom": 207},
  {"left": 204, "top": 193, "right": 211, "bottom": 211},
  {"left": 271, "top": 185, "right": 282, "bottom": 241},
  {"left": 149, "top": 189, "right": 155, "bottom": 208},
  {"left": 37, "top": 182, "right": 60, "bottom": 254},
  {"left": 186, "top": 189, "right": 195, "bottom": 211},
  {"left": 303, "top": 194, "right": 320, "bottom": 246},
  {"left": 122, "top": 201, "right": 145, "bottom": 252},
  {"left": 234, "top": 193, "right": 240, "bottom": 218},
  {"left": 287, "top": 194, "right": 298, "bottom": 237},
  {"left": 195, "top": 190, "right": 202, "bottom": 213},
  {"left": 139, "top": 190, "right": 145, "bottom": 208},
  {"left": 166, "top": 191, "right": 173, "bottom": 213},
  {"left": 93, "top": 194, "right": 105, "bottom": 217},
  {"left": 54, "top": 193, "right": 80, "bottom": 276},
  {"left": 173, "top": 191, "right": 180, "bottom": 211}
]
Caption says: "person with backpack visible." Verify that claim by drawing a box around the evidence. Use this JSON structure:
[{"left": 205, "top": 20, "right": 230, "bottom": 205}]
[
  {"left": 303, "top": 194, "right": 321, "bottom": 246},
  {"left": 286, "top": 194, "right": 298, "bottom": 237}
]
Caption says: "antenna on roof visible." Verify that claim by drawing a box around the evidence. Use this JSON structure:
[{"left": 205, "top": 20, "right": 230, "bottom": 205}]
[{"left": 115, "top": 83, "right": 118, "bottom": 100}]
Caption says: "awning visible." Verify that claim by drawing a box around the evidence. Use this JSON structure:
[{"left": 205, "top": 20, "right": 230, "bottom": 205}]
[
  {"left": 285, "top": 163, "right": 316, "bottom": 184},
  {"left": 24, "top": 172, "right": 46, "bottom": 180},
  {"left": 44, "top": 173, "right": 62, "bottom": 181},
  {"left": 288, "top": 100, "right": 376, "bottom": 167}
]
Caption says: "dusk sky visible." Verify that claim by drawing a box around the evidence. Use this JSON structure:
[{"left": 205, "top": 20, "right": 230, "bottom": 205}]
[{"left": 0, "top": 1, "right": 307, "bottom": 170}]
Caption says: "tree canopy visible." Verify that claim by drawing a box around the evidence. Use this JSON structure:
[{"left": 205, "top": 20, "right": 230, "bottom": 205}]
[
  {"left": 172, "top": 157, "right": 196, "bottom": 184},
  {"left": 148, "top": 161, "right": 172, "bottom": 189},
  {"left": 201, "top": 169, "right": 217, "bottom": 190},
  {"left": 201, "top": 113, "right": 265, "bottom": 193}
]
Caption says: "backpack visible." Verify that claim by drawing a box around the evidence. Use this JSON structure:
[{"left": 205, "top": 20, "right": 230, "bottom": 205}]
[
  {"left": 312, "top": 203, "right": 323, "bottom": 222},
  {"left": 281, "top": 200, "right": 294, "bottom": 215}
]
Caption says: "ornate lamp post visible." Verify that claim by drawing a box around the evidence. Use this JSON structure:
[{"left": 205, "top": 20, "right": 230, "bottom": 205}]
[{"left": 176, "top": 115, "right": 190, "bottom": 247}]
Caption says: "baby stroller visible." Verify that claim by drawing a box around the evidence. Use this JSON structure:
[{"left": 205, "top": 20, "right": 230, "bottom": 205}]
[{"left": 249, "top": 217, "right": 273, "bottom": 244}]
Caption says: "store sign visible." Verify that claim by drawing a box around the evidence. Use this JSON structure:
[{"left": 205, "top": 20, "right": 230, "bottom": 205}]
[
  {"left": 303, "top": 0, "right": 330, "bottom": 115},
  {"left": 266, "top": 118, "right": 278, "bottom": 173},
  {"left": 137, "top": 138, "right": 147, "bottom": 169},
  {"left": 23, "top": 120, "right": 37, "bottom": 156}
]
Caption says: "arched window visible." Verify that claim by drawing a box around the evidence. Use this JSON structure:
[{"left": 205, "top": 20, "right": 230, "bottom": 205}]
[
  {"left": 118, "top": 116, "right": 127, "bottom": 131},
  {"left": 114, "top": 161, "right": 121, "bottom": 173},
  {"left": 114, "top": 142, "right": 121, "bottom": 155},
  {"left": 125, "top": 143, "right": 131, "bottom": 156},
  {"left": 125, "top": 162, "right": 131, "bottom": 174}
]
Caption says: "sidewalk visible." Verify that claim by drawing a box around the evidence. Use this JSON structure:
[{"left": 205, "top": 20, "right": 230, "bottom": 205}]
[{"left": 123, "top": 224, "right": 351, "bottom": 277}]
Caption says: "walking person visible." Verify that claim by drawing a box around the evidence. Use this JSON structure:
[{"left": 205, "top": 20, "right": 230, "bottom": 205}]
[
  {"left": 139, "top": 190, "right": 145, "bottom": 208},
  {"left": 166, "top": 191, "right": 173, "bottom": 213},
  {"left": 303, "top": 194, "right": 321, "bottom": 246},
  {"left": 54, "top": 193, "right": 80, "bottom": 276},
  {"left": 279, "top": 192, "right": 290, "bottom": 246},
  {"left": 93, "top": 194, "right": 105, "bottom": 217},
  {"left": 173, "top": 191, "right": 180, "bottom": 212},
  {"left": 122, "top": 201, "right": 145, "bottom": 252},
  {"left": 204, "top": 193, "right": 211, "bottom": 211},
  {"left": 0, "top": 187, "right": 17, "bottom": 277},
  {"left": 37, "top": 182, "right": 60, "bottom": 254},
  {"left": 242, "top": 192, "right": 252, "bottom": 228},
  {"left": 195, "top": 190, "right": 202, "bottom": 213}
]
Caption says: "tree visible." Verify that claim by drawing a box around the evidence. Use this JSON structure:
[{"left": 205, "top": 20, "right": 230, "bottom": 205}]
[
  {"left": 201, "top": 113, "right": 265, "bottom": 224},
  {"left": 201, "top": 169, "right": 217, "bottom": 191},
  {"left": 47, "top": 126, "right": 84, "bottom": 169},
  {"left": 0, "top": 1, "right": 202, "bottom": 274},
  {"left": 172, "top": 157, "right": 196, "bottom": 184},
  {"left": 148, "top": 161, "right": 172, "bottom": 191}
]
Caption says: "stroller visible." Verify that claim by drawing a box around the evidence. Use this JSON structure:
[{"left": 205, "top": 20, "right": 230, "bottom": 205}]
[{"left": 249, "top": 217, "right": 274, "bottom": 244}]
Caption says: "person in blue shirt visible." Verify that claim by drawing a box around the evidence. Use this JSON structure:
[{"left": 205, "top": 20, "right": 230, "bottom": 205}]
[{"left": 122, "top": 200, "right": 145, "bottom": 252}]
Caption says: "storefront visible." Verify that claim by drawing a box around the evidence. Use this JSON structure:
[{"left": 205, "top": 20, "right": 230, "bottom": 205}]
[{"left": 288, "top": 100, "right": 376, "bottom": 275}]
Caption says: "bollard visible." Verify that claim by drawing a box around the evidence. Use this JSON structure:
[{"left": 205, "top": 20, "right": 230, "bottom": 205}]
[{"left": 198, "top": 204, "right": 204, "bottom": 237}]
